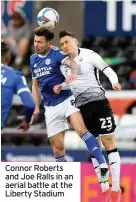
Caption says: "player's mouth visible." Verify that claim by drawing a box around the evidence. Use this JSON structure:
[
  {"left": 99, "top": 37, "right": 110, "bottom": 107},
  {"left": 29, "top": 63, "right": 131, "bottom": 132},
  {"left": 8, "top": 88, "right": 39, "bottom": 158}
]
[
  {"left": 34, "top": 48, "right": 40, "bottom": 52},
  {"left": 65, "top": 49, "right": 70, "bottom": 54}
]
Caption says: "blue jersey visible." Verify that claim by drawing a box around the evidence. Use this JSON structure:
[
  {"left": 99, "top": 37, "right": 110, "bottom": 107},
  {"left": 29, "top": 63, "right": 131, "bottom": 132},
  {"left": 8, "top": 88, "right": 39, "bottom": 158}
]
[
  {"left": 1, "top": 64, "right": 35, "bottom": 128},
  {"left": 30, "top": 46, "right": 72, "bottom": 106}
]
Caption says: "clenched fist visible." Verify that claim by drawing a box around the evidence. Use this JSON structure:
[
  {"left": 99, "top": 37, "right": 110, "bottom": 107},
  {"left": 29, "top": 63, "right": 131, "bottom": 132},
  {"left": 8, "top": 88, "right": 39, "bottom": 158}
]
[
  {"left": 53, "top": 85, "right": 62, "bottom": 94},
  {"left": 112, "top": 83, "right": 121, "bottom": 91}
]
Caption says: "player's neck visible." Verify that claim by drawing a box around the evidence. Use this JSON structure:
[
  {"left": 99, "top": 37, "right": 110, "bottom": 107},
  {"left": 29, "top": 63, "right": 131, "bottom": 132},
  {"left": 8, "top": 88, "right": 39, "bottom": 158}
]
[
  {"left": 70, "top": 48, "right": 79, "bottom": 58},
  {"left": 38, "top": 47, "right": 51, "bottom": 57}
]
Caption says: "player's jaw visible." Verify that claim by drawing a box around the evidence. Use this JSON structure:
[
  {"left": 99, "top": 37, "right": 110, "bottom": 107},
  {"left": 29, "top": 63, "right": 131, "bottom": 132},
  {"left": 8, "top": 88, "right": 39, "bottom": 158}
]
[{"left": 34, "top": 45, "right": 48, "bottom": 55}]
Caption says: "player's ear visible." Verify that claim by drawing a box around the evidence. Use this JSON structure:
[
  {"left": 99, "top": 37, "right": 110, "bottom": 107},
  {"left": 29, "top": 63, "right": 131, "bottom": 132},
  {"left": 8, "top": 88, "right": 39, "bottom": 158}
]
[
  {"left": 48, "top": 40, "right": 52, "bottom": 47},
  {"left": 75, "top": 39, "right": 78, "bottom": 46},
  {"left": 7, "top": 55, "right": 11, "bottom": 65}
]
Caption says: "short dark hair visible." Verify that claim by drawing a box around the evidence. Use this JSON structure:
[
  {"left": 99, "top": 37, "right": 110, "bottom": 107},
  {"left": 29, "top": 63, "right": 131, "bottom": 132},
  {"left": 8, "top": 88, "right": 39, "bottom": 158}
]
[
  {"left": 33, "top": 26, "right": 54, "bottom": 41},
  {"left": 1, "top": 42, "right": 10, "bottom": 57},
  {"left": 59, "top": 30, "right": 76, "bottom": 39}
]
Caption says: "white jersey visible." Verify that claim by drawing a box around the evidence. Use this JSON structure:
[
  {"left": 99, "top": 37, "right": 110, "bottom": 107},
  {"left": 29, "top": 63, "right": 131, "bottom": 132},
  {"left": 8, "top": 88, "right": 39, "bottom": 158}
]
[
  {"left": 69, "top": 48, "right": 108, "bottom": 107},
  {"left": 60, "top": 48, "right": 118, "bottom": 107}
]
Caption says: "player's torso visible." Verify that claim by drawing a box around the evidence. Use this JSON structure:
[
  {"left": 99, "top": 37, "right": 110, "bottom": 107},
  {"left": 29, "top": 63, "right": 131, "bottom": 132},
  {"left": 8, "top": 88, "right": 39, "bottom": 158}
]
[
  {"left": 70, "top": 49, "right": 106, "bottom": 106},
  {"left": 31, "top": 48, "right": 72, "bottom": 106},
  {"left": 72, "top": 48, "right": 102, "bottom": 90},
  {"left": 1, "top": 65, "right": 16, "bottom": 127}
]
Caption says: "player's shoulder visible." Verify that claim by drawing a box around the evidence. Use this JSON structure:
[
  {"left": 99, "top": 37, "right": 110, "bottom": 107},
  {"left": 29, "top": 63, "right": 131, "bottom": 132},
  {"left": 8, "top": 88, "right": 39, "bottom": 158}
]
[
  {"left": 80, "top": 48, "right": 101, "bottom": 60},
  {"left": 30, "top": 53, "right": 37, "bottom": 61},
  {"left": 2, "top": 64, "right": 17, "bottom": 76},
  {"left": 2, "top": 65, "right": 23, "bottom": 79},
  {"left": 51, "top": 46, "right": 67, "bottom": 55},
  {"left": 51, "top": 46, "right": 60, "bottom": 51},
  {"left": 80, "top": 48, "right": 96, "bottom": 55},
  {"left": 2, "top": 64, "right": 14, "bottom": 72}
]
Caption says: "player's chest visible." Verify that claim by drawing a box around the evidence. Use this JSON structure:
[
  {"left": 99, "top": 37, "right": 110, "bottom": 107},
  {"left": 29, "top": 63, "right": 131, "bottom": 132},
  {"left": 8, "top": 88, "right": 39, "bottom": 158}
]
[
  {"left": 76, "top": 57, "right": 94, "bottom": 75},
  {"left": 33, "top": 59, "right": 59, "bottom": 78}
]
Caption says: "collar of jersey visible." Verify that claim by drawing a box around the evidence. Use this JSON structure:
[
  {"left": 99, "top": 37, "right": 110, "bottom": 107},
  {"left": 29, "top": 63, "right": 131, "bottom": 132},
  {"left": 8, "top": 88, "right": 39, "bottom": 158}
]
[{"left": 38, "top": 48, "right": 51, "bottom": 58}]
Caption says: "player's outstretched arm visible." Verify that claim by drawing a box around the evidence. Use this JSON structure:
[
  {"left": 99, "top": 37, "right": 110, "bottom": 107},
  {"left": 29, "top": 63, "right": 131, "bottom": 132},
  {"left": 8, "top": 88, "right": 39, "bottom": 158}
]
[
  {"left": 91, "top": 52, "right": 121, "bottom": 91},
  {"left": 103, "top": 68, "right": 121, "bottom": 91},
  {"left": 31, "top": 79, "right": 41, "bottom": 124}
]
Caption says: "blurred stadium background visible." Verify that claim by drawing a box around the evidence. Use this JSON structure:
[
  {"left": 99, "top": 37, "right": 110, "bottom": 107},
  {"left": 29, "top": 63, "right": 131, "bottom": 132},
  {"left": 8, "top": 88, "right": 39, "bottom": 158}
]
[{"left": 1, "top": 1, "right": 136, "bottom": 201}]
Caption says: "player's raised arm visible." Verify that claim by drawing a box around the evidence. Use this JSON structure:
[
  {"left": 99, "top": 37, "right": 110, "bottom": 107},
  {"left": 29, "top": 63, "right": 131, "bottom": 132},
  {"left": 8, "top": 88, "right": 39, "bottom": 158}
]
[
  {"left": 91, "top": 52, "right": 121, "bottom": 91},
  {"left": 14, "top": 72, "right": 35, "bottom": 131}
]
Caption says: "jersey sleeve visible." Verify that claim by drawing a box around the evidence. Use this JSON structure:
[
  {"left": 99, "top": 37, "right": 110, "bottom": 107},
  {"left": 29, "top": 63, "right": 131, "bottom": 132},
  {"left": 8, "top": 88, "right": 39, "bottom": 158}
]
[
  {"left": 14, "top": 71, "right": 35, "bottom": 123},
  {"left": 56, "top": 50, "right": 68, "bottom": 64},
  {"left": 91, "top": 52, "right": 109, "bottom": 71},
  {"left": 14, "top": 71, "right": 30, "bottom": 95}
]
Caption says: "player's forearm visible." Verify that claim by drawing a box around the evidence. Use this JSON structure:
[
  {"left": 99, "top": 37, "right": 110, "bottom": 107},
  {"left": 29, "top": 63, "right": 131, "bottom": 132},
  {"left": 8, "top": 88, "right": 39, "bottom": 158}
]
[
  {"left": 103, "top": 67, "right": 118, "bottom": 85},
  {"left": 63, "top": 59, "right": 78, "bottom": 76},
  {"left": 69, "top": 60, "right": 78, "bottom": 76},
  {"left": 19, "top": 91, "right": 35, "bottom": 123},
  {"left": 32, "top": 85, "right": 41, "bottom": 109}
]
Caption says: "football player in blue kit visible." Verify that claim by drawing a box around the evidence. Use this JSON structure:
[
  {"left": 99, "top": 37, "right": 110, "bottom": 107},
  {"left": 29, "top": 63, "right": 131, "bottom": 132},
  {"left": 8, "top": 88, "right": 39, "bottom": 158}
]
[
  {"left": 1, "top": 42, "right": 35, "bottom": 131},
  {"left": 30, "top": 26, "right": 109, "bottom": 182}
]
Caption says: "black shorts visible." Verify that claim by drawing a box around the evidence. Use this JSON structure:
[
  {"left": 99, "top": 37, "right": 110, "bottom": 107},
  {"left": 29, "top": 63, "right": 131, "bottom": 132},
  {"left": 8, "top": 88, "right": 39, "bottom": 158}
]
[{"left": 79, "top": 99, "right": 116, "bottom": 137}]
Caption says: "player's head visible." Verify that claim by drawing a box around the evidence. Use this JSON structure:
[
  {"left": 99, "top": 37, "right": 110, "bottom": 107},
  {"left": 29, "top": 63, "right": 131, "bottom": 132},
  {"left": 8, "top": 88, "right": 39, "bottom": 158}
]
[
  {"left": 33, "top": 26, "right": 54, "bottom": 55},
  {"left": 59, "top": 30, "right": 78, "bottom": 55},
  {"left": 1, "top": 42, "right": 11, "bottom": 65}
]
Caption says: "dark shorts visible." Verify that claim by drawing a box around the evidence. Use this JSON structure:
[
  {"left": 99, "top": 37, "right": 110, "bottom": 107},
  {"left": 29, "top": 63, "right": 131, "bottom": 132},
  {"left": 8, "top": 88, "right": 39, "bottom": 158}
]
[{"left": 79, "top": 99, "right": 116, "bottom": 137}]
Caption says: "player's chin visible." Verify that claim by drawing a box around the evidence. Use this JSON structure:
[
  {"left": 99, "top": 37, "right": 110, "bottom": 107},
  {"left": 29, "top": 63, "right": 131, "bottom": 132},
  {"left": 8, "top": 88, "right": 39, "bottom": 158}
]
[{"left": 34, "top": 48, "right": 41, "bottom": 54}]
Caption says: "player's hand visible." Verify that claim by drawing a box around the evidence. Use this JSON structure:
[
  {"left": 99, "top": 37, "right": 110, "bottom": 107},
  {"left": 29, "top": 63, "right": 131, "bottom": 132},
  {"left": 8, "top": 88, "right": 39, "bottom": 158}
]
[
  {"left": 66, "top": 74, "right": 76, "bottom": 83},
  {"left": 17, "top": 120, "right": 30, "bottom": 132},
  {"left": 30, "top": 107, "right": 40, "bottom": 124},
  {"left": 53, "top": 85, "right": 62, "bottom": 94},
  {"left": 112, "top": 83, "right": 121, "bottom": 91}
]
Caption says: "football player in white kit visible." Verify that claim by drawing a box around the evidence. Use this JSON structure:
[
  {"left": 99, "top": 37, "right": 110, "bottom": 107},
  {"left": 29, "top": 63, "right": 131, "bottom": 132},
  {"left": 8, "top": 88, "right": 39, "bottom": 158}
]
[
  {"left": 54, "top": 30, "right": 121, "bottom": 202},
  {"left": 30, "top": 26, "right": 109, "bottom": 183}
]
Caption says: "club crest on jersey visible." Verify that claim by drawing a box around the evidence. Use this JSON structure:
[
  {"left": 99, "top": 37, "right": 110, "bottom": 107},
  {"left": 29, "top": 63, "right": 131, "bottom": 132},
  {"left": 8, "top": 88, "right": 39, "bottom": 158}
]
[{"left": 45, "top": 59, "right": 51, "bottom": 65}]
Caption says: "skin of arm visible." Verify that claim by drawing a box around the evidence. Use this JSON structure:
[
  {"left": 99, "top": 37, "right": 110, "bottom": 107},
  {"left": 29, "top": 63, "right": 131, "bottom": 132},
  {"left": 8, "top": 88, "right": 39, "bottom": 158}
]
[
  {"left": 63, "top": 58, "right": 78, "bottom": 83},
  {"left": 31, "top": 79, "right": 41, "bottom": 123}
]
